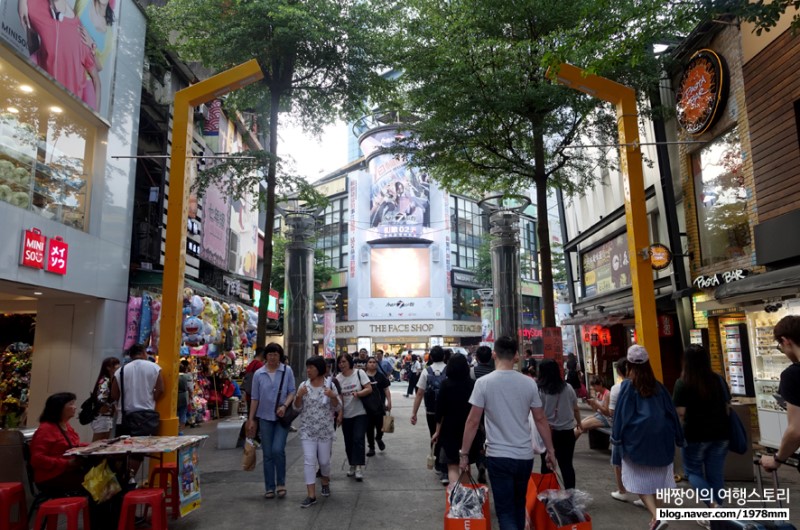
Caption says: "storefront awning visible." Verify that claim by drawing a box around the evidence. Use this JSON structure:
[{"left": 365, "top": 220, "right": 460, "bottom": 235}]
[
  {"left": 715, "top": 264, "right": 800, "bottom": 305},
  {"left": 560, "top": 312, "right": 630, "bottom": 326}
]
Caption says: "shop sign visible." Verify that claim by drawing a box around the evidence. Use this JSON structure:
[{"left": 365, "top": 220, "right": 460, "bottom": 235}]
[
  {"left": 542, "top": 327, "right": 563, "bottom": 361},
  {"left": 580, "top": 232, "right": 631, "bottom": 298},
  {"left": 522, "top": 328, "right": 543, "bottom": 340},
  {"left": 452, "top": 271, "right": 482, "bottom": 289},
  {"left": 46, "top": 237, "right": 69, "bottom": 275},
  {"left": 20, "top": 228, "right": 46, "bottom": 270},
  {"left": 676, "top": 49, "right": 728, "bottom": 135},
  {"left": 648, "top": 243, "right": 673, "bottom": 271},
  {"left": 658, "top": 315, "right": 675, "bottom": 337},
  {"left": 693, "top": 269, "right": 749, "bottom": 289}
]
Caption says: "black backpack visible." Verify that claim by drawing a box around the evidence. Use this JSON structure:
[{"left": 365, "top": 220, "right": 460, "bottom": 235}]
[
  {"left": 423, "top": 366, "right": 446, "bottom": 410},
  {"left": 78, "top": 392, "right": 99, "bottom": 425}
]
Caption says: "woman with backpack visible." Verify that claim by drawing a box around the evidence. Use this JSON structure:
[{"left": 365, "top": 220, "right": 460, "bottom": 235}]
[
  {"left": 88, "top": 356, "right": 120, "bottom": 441},
  {"left": 536, "top": 359, "right": 582, "bottom": 489}
]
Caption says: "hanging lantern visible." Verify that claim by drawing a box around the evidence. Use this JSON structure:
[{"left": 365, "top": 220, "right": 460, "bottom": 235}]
[
  {"left": 583, "top": 327, "right": 591, "bottom": 343},
  {"left": 590, "top": 326, "right": 601, "bottom": 347},
  {"left": 600, "top": 327, "right": 612, "bottom": 346}
]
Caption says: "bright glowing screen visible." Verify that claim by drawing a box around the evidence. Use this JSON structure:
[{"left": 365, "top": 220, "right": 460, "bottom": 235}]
[{"left": 370, "top": 247, "right": 431, "bottom": 298}]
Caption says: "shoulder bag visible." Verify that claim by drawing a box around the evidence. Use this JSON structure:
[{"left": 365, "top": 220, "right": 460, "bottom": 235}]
[
  {"left": 359, "top": 370, "right": 384, "bottom": 416},
  {"left": 119, "top": 364, "right": 160, "bottom": 436},
  {"left": 275, "top": 368, "right": 300, "bottom": 429}
]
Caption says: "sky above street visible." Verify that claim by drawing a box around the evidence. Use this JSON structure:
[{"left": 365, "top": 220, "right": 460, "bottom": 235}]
[{"left": 278, "top": 121, "right": 349, "bottom": 183}]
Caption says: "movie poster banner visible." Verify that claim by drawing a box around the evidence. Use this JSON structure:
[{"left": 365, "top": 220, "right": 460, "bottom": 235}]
[
  {"left": 360, "top": 128, "right": 430, "bottom": 239},
  {"left": 0, "top": 0, "right": 122, "bottom": 120},
  {"left": 323, "top": 310, "right": 335, "bottom": 359},
  {"left": 178, "top": 444, "right": 202, "bottom": 516}
]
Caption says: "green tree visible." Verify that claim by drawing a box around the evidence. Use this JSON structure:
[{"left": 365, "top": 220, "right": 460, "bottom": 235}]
[
  {"left": 472, "top": 237, "right": 493, "bottom": 288},
  {"left": 270, "top": 234, "right": 335, "bottom": 293},
  {"left": 384, "top": 0, "right": 705, "bottom": 328},
  {"left": 150, "top": 0, "right": 394, "bottom": 347}
]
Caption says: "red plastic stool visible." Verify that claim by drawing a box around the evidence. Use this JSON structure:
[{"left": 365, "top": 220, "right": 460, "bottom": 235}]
[
  {"left": 0, "top": 482, "right": 28, "bottom": 530},
  {"left": 117, "top": 488, "right": 166, "bottom": 530},
  {"left": 33, "top": 497, "right": 90, "bottom": 530},
  {"left": 148, "top": 463, "right": 179, "bottom": 520}
]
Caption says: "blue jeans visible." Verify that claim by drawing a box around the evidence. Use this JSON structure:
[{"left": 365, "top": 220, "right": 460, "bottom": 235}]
[
  {"left": 486, "top": 456, "right": 533, "bottom": 530},
  {"left": 681, "top": 440, "right": 729, "bottom": 506},
  {"left": 259, "top": 419, "right": 289, "bottom": 492},
  {"left": 177, "top": 405, "right": 187, "bottom": 426}
]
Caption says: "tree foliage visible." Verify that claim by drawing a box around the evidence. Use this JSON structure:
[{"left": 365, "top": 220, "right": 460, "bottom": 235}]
[
  {"left": 270, "top": 234, "right": 336, "bottom": 293},
  {"left": 383, "top": 0, "right": 708, "bottom": 328},
  {"left": 149, "top": 0, "right": 395, "bottom": 347}
]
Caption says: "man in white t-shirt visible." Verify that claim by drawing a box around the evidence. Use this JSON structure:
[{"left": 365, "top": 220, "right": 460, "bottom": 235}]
[
  {"left": 111, "top": 343, "right": 164, "bottom": 434},
  {"left": 460, "top": 336, "right": 556, "bottom": 530}
]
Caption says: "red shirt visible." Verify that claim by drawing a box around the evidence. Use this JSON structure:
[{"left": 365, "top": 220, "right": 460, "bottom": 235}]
[
  {"left": 30, "top": 422, "right": 85, "bottom": 484},
  {"left": 245, "top": 359, "right": 264, "bottom": 373}
]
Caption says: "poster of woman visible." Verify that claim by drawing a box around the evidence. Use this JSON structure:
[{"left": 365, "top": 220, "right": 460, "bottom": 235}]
[{"left": 1, "top": 0, "right": 121, "bottom": 119}]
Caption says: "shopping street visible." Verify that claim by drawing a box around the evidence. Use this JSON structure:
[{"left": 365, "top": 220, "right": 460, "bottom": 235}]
[{"left": 170, "top": 382, "right": 799, "bottom": 530}]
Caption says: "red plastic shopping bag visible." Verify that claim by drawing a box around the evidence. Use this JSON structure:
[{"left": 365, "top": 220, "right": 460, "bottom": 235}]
[{"left": 526, "top": 473, "right": 560, "bottom": 530}]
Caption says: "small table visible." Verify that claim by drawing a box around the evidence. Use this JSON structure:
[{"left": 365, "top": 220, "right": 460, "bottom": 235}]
[{"left": 66, "top": 435, "right": 207, "bottom": 517}]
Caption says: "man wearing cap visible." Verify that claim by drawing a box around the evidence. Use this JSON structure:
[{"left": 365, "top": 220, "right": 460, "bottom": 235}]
[{"left": 761, "top": 315, "right": 800, "bottom": 471}]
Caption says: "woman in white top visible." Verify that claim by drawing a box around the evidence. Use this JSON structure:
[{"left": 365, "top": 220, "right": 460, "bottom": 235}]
[
  {"left": 293, "top": 356, "right": 341, "bottom": 508},
  {"left": 335, "top": 353, "right": 372, "bottom": 481}
]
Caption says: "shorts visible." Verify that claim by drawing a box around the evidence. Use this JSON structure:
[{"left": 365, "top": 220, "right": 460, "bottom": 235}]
[
  {"left": 91, "top": 415, "right": 115, "bottom": 434},
  {"left": 593, "top": 412, "right": 611, "bottom": 428}
]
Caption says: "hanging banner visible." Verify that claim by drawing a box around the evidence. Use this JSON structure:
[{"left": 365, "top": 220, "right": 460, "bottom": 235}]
[
  {"left": 20, "top": 228, "right": 46, "bottom": 269},
  {"left": 178, "top": 444, "right": 202, "bottom": 516},
  {"left": 323, "top": 310, "right": 336, "bottom": 359},
  {"left": 480, "top": 305, "right": 494, "bottom": 346},
  {"left": 46, "top": 236, "right": 69, "bottom": 275}
]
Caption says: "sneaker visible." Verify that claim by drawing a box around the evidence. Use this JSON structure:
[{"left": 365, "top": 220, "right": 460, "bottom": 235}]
[
  {"left": 611, "top": 491, "right": 640, "bottom": 503},
  {"left": 321, "top": 484, "right": 330, "bottom": 497},
  {"left": 440, "top": 476, "right": 450, "bottom": 485},
  {"left": 347, "top": 466, "right": 356, "bottom": 477},
  {"left": 650, "top": 521, "right": 668, "bottom": 530},
  {"left": 366, "top": 449, "right": 376, "bottom": 457},
  {"left": 377, "top": 439, "right": 386, "bottom": 451},
  {"left": 300, "top": 497, "right": 317, "bottom": 508},
  {"left": 696, "top": 520, "right": 710, "bottom": 530},
  {"left": 355, "top": 466, "right": 363, "bottom": 481},
  {"left": 634, "top": 499, "right": 645, "bottom": 508}
]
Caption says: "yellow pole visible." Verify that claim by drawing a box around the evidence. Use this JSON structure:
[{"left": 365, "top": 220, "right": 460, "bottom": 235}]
[
  {"left": 158, "top": 60, "right": 264, "bottom": 435},
  {"left": 546, "top": 63, "right": 662, "bottom": 381}
]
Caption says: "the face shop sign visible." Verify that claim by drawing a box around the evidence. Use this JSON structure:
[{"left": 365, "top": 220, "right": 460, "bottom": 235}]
[{"left": 693, "top": 269, "right": 749, "bottom": 289}]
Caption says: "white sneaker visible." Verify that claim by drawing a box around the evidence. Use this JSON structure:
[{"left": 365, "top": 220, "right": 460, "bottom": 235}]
[
  {"left": 696, "top": 520, "right": 710, "bottom": 530},
  {"left": 355, "top": 466, "right": 363, "bottom": 481},
  {"left": 634, "top": 499, "right": 645, "bottom": 508},
  {"left": 347, "top": 466, "right": 355, "bottom": 477},
  {"left": 611, "top": 490, "right": 639, "bottom": 503}
]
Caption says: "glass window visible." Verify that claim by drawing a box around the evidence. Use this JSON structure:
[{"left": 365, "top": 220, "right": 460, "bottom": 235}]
[
  {"left": 452, "top": 287, "right": 480, "bottom": 320},
  {"left": 0, "top": 56, "right": 96, "bottom": 230},
  {"left": 692, "top": 128, "right": 751, "bottom": 266}
]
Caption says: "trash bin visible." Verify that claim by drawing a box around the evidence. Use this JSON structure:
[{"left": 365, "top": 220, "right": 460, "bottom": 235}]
[{"left": 228, "top": 398, "right": 240, "bottom": 417}]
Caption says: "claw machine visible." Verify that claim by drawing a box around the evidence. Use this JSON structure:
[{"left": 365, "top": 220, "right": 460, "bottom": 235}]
[{"left": 745, "top": 300, "right": 799, "bottom": 450}]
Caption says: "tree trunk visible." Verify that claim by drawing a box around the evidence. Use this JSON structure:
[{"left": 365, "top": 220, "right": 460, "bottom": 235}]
[
  {"left": 533, "top": 131, "right": 555, "bottom": 328},
  {"left": 256, "top": 89, "right": 282, "bottom": 348}
]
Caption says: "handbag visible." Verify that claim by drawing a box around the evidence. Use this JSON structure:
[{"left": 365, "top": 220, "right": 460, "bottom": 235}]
[
  {"left": 78, "top": 392, "right": 99, "bottom": 425},
  {"left": 119, "top": 364, "right": 160, "bottom": 436},
  {"left": 242, "top": 438, "right": 257, "bottom": 471},
  {"left": 382, "top": 414, "right": 395, "bottom": 433},
  {"left": 718, "top": 376, "right": 748, "bottom": 455},
  {"left": 275, "top": 369, "right": 300, "bottom": 429}
]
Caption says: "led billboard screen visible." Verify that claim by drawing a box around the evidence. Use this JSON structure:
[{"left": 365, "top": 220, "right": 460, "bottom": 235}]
[{"left": 370, "top": 247, "right": 430, "bottom": 298}]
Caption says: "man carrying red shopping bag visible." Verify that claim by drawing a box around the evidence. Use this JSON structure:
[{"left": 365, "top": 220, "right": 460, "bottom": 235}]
[{"left": 460, "top": 337, "right": 557, "bottom": 530}]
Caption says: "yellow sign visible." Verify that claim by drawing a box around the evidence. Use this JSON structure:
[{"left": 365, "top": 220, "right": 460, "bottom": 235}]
[{"left": 649, "top": 243, "right": 673, "bottom": 271}]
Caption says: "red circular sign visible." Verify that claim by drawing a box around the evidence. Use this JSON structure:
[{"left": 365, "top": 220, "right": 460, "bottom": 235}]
[{"left": 676, "top": 49, "right": 727, "bottom": 135}]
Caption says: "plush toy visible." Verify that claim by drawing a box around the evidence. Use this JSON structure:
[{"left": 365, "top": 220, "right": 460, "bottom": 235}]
[
  {"left": 245, "top": 310, "right": 257, "bottom": 332},
  {"left": 123, "top": 297, "right": 142, "bottom": 350},
  {"left": 213, "top": 301, "right": 225, "bottom": 344},
  {"left": 182, "top": 316, "right": 204, "bottom": 346},
  {"left": 189, "top": 295, "right": 204, "bottom": 317}
]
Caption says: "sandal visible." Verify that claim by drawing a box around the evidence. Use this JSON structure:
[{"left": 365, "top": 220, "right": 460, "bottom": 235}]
[
  {"left": 264, "top": 491, "right": 275, "bottom": 499},
  {"left": 277, "top": 487, "right": 287, "bottom": 498}
]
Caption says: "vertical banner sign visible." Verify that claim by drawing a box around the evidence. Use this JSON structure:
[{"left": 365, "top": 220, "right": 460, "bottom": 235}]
[
  {"left": 542, "top": 327, "right": 563, "bottom": 363},
  {"left": 178, "top": 445, "right": 202, "bottom": 516},
  {"left": 20, "top": 228, "right": 46, "bottom": 269},
  {"left": 480, "top": 305, "right": 494, "bottom": 346},
  {"left": 46, "top": 237, "right": 69, "bottom": 275},
  {"left": 323, "top": 310, "right": 336, "bottom": 360}
]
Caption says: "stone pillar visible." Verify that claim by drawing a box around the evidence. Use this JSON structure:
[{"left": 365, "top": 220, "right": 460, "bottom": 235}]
[
  {"left": 320, "top": 292, "right": 340, "bottom": 361},
  {"left": 283, "top": 211, "right": 316, "bottom": 384},
  {"left": 478, "top": 288, "right": 495, "bottom": 347},
  {"left": 489, "top": 210, "right": 521, "bottom": 344}
]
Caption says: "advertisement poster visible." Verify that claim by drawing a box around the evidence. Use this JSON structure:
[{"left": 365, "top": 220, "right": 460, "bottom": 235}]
[
  {"left": 0, "top": 0, "right": 122, "bottom": 119},
  {"left": 581, "top": 232, "right": 631, "bottom": 298},
  {"left": 358, "top": 297, "right": 445, "bottom": 320},
  {"left": 227, "top": 130, "right": 258, "bottom": 279},
  {"left": 178, "top": 445, "right": 202, "bottom": 516},
  {"left": 480, "top": 305, "right": 494, "bottom": 346},
  {"left": 360, "top": 128, "right": 430, "bottom": 239}
]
